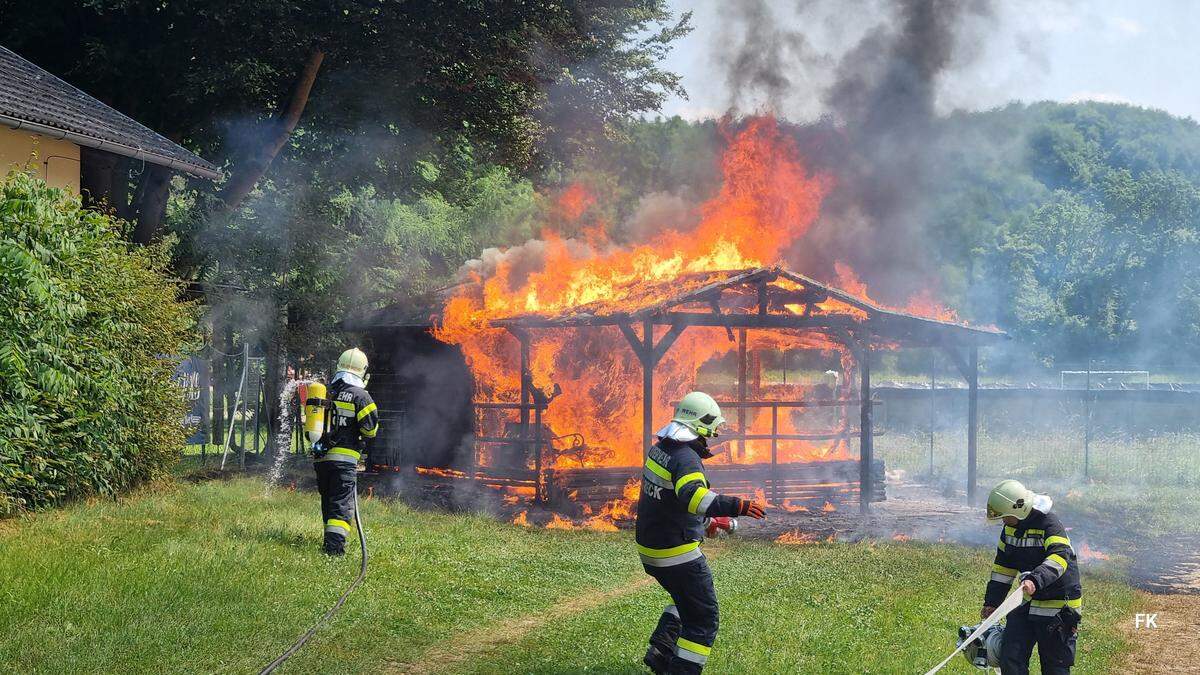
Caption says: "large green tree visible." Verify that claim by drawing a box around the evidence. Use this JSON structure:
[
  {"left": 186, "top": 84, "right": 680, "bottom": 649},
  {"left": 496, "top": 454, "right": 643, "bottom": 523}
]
[{"left": 0, "top": 0, "right": 690, "bottom": 241}]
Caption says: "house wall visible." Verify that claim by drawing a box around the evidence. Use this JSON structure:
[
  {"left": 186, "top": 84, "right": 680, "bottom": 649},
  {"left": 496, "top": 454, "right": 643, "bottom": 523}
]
[{"left": 0, "top": 126, "right": 80, "bottom": 191}]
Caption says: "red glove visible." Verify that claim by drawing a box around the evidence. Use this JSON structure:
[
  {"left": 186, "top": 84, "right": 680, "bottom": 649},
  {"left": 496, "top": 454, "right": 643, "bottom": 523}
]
[{"left": 737, "top": 499, "right": 766, "bottom": 519}]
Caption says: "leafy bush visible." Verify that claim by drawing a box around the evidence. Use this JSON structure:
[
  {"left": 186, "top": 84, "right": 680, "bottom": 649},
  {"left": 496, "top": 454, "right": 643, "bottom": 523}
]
[{"left": 0, "top": 170, "right": 197, "bottom": 513}]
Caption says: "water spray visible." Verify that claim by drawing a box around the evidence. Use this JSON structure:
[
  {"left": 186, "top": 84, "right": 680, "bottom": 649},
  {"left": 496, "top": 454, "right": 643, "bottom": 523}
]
[{"left": 265, "top": 379, "right": 306, "bottom": 489}]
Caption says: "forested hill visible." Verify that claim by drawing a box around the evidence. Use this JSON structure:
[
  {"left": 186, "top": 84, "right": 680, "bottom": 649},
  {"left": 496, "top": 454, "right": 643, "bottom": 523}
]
[{"left": 933, "top": 102, "right": 1200, "bottom": 366}]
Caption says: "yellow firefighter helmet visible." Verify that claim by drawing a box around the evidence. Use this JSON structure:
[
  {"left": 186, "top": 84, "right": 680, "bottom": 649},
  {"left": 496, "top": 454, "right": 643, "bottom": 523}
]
[{"left": 337, "top": 347, "right": 369, "bottom": 377}]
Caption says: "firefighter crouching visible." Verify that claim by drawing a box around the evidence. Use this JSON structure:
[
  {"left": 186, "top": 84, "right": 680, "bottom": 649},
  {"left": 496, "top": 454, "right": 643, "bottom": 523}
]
[
  {"left": 313, "top": 348, "right": 379, "bottom": 556},
  {"left": 983, "top": 480, "right": 1082, "bottom": 674},
  {"left": 637, "top": 392, "right": 766, "bottom": 674}
]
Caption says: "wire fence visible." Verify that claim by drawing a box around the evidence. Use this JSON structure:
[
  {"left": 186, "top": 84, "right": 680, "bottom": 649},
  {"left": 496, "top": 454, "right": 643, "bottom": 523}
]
[
  {"left": 178, "top": 346, "right": 281, "bottom": 468},
  {"left": 874, "top": 387, "right": 1200, "bottom": 488}
]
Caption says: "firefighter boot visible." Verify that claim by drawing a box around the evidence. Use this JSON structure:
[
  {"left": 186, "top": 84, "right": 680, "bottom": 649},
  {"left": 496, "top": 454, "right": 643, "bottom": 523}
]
[
  {"left": 323, "top": 529, "right": 346, "bottom": 556},
  {"left": 645, "top": 605, "right": 681, "bottom": 673}
]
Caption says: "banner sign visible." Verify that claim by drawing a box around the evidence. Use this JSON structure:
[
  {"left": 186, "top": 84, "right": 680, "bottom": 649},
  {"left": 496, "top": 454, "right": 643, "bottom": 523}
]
[{"left": 173, "top": 356, "right": 209, "bottom": 444}]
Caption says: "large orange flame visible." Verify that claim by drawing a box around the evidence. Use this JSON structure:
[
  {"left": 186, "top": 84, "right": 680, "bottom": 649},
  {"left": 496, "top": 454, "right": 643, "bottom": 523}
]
[{"left": 434, "top": 116, "right": 941, "bottom": 477}]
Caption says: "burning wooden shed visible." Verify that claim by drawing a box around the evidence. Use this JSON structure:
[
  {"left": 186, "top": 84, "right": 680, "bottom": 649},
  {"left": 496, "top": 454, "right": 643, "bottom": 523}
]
[{"left": 348, "top": 264, "right": 1005, "bottom": 513}]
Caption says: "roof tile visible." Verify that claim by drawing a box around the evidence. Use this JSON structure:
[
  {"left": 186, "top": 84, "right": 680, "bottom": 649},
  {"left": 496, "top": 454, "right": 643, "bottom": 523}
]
[{"left": 0, "top": 45, "right": 217, "bottom": 177}]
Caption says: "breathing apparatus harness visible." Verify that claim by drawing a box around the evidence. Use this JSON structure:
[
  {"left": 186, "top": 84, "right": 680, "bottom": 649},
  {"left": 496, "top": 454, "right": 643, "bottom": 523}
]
[
  {"left": 304, "top": 380, "right": 332, "bottom": 459},
  {"left": 258, "top": 373, "right": 370, "bottom": 675}
]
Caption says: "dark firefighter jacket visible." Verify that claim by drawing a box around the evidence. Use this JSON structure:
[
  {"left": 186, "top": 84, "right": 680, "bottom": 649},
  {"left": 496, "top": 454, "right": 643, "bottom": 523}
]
[
  {"left": 317, "top": 378, "right": 379, "bottom": 465},
  {"left": 635, "top": 438, "right": 742, "bottom": 567},
  {"left": 984, "top": 509, "right": 1082, "bottom": 619}
]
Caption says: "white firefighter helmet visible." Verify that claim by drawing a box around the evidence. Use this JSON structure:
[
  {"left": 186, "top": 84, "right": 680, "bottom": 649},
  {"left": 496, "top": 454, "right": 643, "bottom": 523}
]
[
  {"left": 986, "top": 479, "right": 1035, "bottom": 522},
  {"left": 336, "top": 347, "right": 369, "bottom": 377},
  {"left": 672, "top": 391, "right": 726, "bottom": 438}
]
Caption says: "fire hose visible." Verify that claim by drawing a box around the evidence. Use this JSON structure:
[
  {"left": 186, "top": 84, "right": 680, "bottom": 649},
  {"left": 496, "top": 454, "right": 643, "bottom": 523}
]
[
  {"left": 258, "top": 492, "right": 368, "bottom": 675},
  {"left": 923, "top": 585, "right": 1027, "bottom": 675}
]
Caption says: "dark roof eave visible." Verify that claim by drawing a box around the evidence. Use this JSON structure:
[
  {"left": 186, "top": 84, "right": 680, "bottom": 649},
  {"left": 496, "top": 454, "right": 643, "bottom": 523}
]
[
  {"left": 491, "top": 310, "right": 1007, "bottom": 345},
  {"left": 0, "top": 112, "right": 221, "bottom": 181}
]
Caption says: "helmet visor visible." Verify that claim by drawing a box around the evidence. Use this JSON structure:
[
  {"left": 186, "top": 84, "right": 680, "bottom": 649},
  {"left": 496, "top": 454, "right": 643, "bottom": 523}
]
[{"left": 697, "top": 412, "right": 726, "bottom": 437}]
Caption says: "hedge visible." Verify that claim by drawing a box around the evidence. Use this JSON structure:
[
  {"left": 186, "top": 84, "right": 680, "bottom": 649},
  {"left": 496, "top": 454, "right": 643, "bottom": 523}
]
[{"left": 0, "top": 170, "right": 197, "bottom": 513}]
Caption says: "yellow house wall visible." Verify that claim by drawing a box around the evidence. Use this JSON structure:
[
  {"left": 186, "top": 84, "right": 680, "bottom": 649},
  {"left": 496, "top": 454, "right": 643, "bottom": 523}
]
[{"left": 0, "top": 126, "right": 81, "bottom": 192}]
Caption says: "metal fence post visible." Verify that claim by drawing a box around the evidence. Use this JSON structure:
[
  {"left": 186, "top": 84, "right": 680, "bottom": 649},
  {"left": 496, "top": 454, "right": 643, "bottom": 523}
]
[
  {"left": 254, "top": 372, "right": 262, "bottom": 455},
  {"left": 1084, "top": 361, "right": 1092, "bottom": 479},
  {"left": 929, "top": 349, "right": 936, "bottom": 476}
]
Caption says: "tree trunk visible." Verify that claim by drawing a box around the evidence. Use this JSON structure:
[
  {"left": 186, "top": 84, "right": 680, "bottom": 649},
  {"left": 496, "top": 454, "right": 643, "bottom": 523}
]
[
  {"left": 217, "top": 49, "right": 324, "bottom": 213},
  {"left": 131, "top": 164, "right": 174, "bottom": 244},
  {"left": 264, "top": 333, "right": 282, "bottom": 456}
]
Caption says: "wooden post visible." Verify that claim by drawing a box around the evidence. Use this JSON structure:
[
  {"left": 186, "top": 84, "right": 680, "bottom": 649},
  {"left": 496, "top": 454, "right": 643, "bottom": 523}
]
[
  {"left": 534, "top": 401, "right": 544, "bottom": 503},
  {"left": 643, "top": 319, "right": 655, "bottom": 455},
  {"left": 239, "top": 345, "right": 248, "bottom": 460},
  {"left": 254, "top": 373, "right": 262, "bottom": 456},
  {"left": 770, "top": 404, "right": 779, "bottom": 505},
  {"left": 201, "top": 353, "right": 212, "bottom": 465},
  {"left": 210, "top": 349, "right": 224, "bottom": 453},
  {"left": 859, "top": 338, "right": 873, "bottom": 513},
  {"left": 519, "top": 333, "right": 531, "bottom": 443},
  {"left": 737, "top": 328, "right": 747, "bottom": 459},
  {"left": 967, "top": 345, "right": 979, "bottom": 505},
  {"left": 751, "top": 350, "right": 762, "bottom": 393},
  {"left": 618, "top": 320, "right": 686, "bottom": 456}
]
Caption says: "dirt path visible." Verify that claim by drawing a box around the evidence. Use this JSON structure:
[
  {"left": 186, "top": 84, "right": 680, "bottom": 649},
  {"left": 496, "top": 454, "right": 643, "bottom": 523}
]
[
  {"left": 383, "top": 573, "right": 657, "bottom": 674},
  {"left": 1119, "top": 592, "right": 1200, "bottom": 673},
  {"left": 1117, "top": 536, "right": 1200, "bottom": 674}
]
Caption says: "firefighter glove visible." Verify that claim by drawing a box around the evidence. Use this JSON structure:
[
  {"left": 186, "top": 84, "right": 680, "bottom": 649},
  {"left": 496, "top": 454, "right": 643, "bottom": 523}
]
[{"left": 737, "top": 498, "right": 766, "bottom": 519}]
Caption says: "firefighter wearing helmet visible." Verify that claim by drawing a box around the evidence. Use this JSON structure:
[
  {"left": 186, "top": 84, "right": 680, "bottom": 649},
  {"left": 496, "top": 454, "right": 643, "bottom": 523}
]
[
  {"left": 982, "top": 479, "right": 1082, "bottom": 674},
  {"left": 311, "top": 348, "right": 379, "bottom": 556},
  {"left": 636, "top": 391, "right": 766, "bottom": 674}
]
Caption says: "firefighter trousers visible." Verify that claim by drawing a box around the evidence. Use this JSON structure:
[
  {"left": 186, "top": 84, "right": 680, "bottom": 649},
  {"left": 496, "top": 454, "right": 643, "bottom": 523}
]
[
  {"left": 644, "top": 556, "right": 719, "bottom": 674},
  {"left": 315, "top": 460, "right": 357, "bottom": 555},
  {"left": 1000, "top": 604, "right": 1078, "bottom": 674}
]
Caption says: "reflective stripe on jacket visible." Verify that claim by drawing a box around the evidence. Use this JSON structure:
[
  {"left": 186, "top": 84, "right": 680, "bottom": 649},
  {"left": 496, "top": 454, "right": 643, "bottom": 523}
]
[
  {"left": 634, "top": 438, "right": 741, "bottom": 566},
  {"left": 985, "top": 509, "right": 1082, "bottom": 616},
  {"left": 315, "top": 379, "right": 378, "bottom": 463}
]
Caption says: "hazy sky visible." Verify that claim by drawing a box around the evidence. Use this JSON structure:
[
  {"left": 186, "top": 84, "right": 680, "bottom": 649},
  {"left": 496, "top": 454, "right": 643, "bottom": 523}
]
[{"left": 659, "top": 0, "right": 1200, "bottom": 122}]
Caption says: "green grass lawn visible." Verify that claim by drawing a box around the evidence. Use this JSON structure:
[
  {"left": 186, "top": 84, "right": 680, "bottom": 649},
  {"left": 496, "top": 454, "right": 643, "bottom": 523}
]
[{"left": 0, "top": 478, "right": 1136, "bottom": 674}]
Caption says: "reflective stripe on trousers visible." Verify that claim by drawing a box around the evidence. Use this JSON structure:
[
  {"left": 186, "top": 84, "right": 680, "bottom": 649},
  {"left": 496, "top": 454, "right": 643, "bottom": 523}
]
[
  {"left": 675, "top": 637, "right": 711, "bottom": 664},
  {"left": 325, "top": 518, "right": 351, "bottom": 534},
  {"left": 638, "top": 541, "right": 704, "bottom": 567},
  {"left": 1029, "top": 597, "right": 1082, "bottom": 617},
  {"left": 316, "top": 447, "right": 360, "bottom": 463}
]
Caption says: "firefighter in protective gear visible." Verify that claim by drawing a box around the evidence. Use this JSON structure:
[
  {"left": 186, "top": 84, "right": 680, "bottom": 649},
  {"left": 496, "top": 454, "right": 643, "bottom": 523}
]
[
  {"left": 313, "top": 348, "right": 379, "bottom": 556},
  {"left": 981, "top": 479, "right": 1082, "bottom": 674},
  {"left": 637, "top": 391, "right": 766, "bottom": 674}
]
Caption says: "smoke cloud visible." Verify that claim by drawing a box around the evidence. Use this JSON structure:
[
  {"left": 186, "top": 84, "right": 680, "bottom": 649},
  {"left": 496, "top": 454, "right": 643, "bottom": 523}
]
[{"left": 708, "top": 0, "right": 1003, "bottom": 301}]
